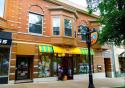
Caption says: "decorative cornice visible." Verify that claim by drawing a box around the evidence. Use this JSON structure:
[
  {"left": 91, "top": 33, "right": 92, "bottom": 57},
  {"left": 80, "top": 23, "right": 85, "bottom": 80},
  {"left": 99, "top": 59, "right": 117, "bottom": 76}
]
[
  {"left": 44, "top": 0, "right": 99, "bottom": 18},
  {"left": 48, "top": 6, "right": 78, "bottom": 18}
]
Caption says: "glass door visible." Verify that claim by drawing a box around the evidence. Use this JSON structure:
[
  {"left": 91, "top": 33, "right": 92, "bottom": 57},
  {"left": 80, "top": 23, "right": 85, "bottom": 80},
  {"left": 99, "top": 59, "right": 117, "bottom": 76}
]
[
  {"left": 62, "top": 57, "right": 73, "bottom": 80},
  {"left": 16, "top": 56, "right": 30, "bottom": 80}
]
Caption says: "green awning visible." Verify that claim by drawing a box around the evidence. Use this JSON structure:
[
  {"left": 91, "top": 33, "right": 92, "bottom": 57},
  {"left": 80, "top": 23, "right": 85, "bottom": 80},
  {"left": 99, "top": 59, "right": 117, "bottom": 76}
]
[
  {"left": 39, "top": 44, "right": 53, "bottom": 53},
  {"left": 80, "top": 48, "right": 94, "bottom": 55}
]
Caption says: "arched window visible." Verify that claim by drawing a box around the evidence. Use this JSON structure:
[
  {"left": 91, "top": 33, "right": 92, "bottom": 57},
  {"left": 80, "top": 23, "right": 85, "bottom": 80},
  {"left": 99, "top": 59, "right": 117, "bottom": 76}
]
[
  {"left": 28, "top": 5, "right": 44, "bottom": 35},
  {"left": 29, "top": 12, "right": 43, "bottom": 34}
]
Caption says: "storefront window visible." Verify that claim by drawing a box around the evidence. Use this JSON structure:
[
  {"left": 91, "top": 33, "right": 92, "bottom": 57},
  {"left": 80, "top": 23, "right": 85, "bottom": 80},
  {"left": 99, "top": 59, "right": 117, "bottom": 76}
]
[
  {"left": 0, "top": 48, "right": 10, "bottom": 77},
  {"left": 73, "top": 55, "right": 93, "bottom": 74},
  {"left": 79, "top": 63, "right": 89, "bottom": 74},
  {"left": 119, "top": 57, "right": 125, "bottom": 73},
  {"left": 38, "top": 56, "right": 51, "bottom": 77},
  {"left": 53, "top": 57, "right": 58, "bottom": 76}
]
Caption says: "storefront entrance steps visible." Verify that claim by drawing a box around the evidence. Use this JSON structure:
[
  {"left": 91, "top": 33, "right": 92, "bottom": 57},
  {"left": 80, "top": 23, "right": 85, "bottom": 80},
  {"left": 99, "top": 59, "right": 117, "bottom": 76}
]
[
  {"left": 74, "top": 72, "right": 105, "bottom": 80},
  {"left": 15, "top": 79, "right": 33, "bottom": 84},
  {"left": 33, "top": 77, "right": 57, "bottom": 83},
  {"left": 8, "top": 73, "right": 105, "bottom": 84},
  {"left": 33, "top": 73, "right": 105, "bottom": 83}
]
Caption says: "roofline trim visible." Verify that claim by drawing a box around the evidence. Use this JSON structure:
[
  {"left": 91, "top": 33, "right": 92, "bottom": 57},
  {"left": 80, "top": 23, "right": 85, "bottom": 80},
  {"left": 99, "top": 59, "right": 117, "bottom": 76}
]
[
  {"left": 48, "top": 6, "right": 78, "bottom": 18},
  {"left": 44, "top": 0, "right": 99, "bottom": 18}
]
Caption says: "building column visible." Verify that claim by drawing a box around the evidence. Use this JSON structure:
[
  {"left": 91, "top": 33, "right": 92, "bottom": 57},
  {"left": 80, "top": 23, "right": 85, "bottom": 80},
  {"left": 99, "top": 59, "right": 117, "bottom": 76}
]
[
  {"left": 9, "top": 43, "right": 17, "bottom": 83},
  {"left": 33, "top": 51, "right": 39, "bottom": 78}
]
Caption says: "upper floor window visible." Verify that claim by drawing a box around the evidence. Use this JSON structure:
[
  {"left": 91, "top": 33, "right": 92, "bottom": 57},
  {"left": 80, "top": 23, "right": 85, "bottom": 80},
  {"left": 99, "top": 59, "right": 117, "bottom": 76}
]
[
  {"left": 52, "top": 16, "right": 60, "bottom": 35},
  {"left": 0, "top": 0, "right": 5, "bottom": 17},
  {"left": 78, "top": 25, "right": 88, "bottom": 42},
  {"left": 29, "top": 13, "right": 43, "bottom": 34},
  {"left": 64, "top": 19, "right": 72, "bottom": 36}
]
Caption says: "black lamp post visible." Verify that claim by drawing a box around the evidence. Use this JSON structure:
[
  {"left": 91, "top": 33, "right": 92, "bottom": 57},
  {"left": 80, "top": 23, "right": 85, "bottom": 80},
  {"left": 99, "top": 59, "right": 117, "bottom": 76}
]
[{"left": 78, "top": 25, "right": 98, "bottom": 88}]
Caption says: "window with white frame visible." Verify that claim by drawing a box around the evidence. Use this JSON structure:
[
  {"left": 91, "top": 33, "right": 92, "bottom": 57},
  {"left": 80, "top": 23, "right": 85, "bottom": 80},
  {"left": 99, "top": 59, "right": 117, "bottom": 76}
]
[
  {"left": 29, "top": 13, "right": 43, "bottom": 34},
  {"left": 52, "top": 16, "right": 60, "bottom": 35},
  {"left": 64, "top": 19, "right": 72, "bottom": 36},
  {"left": 0, "top": 0, "right": 5, "bottom": 17}
]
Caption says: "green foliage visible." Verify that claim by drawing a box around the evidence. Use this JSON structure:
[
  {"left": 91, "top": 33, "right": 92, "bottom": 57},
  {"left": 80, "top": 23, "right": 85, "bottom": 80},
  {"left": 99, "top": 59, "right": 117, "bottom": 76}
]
[{"left": 88, "top": 0, "right": 125, "bottom": 46}]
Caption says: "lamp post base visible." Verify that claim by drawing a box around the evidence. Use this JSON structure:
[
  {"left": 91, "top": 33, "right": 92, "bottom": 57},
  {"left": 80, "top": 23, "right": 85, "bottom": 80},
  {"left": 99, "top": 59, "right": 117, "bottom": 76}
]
[
  {"left": 88, "top": 74, "right": 95, "bottom": 88},
  {"left": 88, "top": 83, "right": 95, "bottom": 88}
]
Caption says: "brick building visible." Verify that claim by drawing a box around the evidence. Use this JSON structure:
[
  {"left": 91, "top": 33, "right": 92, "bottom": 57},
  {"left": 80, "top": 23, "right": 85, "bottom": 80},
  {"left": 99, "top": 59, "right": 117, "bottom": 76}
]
[{"left": 0, "top": 0, "right": 112, "bottom": 84}]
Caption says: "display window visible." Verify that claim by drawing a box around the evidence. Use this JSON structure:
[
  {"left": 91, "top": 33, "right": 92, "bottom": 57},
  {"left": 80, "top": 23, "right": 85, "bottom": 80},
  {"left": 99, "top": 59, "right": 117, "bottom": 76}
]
[
  {"left": 0, "top": 48, "right": 10, "bottom": 77},
  {"left": 38, "top": 56, "right": 51, "bottom": 77},
  {"left": 38, "top": 56, "right": 63, "bottom": 78},
  {"left": 73, "top": 55, "right": 94, "bottom": 74}
]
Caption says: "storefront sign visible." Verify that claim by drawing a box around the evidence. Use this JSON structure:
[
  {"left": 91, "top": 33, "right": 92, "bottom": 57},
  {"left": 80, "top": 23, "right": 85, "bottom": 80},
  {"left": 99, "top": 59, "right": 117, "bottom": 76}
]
[
  {"left": 0, "top": 38, "right": 12, "bottom": 45},
  {"left": 91, "top": 31, "right": 98, "bottom": 45},
  {"left": 0, "top": 32, "right": 12, "bottom": 46}
]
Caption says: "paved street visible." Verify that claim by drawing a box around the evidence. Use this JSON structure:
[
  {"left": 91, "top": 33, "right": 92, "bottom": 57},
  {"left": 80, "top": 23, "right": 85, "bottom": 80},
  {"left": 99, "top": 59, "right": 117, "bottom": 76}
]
[{"left": 0, "top": 78, "right": 125, "bottom": 88}]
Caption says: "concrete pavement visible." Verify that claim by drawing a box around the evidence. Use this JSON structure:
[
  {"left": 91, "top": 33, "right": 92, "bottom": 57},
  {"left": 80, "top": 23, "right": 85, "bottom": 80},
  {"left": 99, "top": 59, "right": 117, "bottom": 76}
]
[{"left": 0, "top": 78, "right": 125, "bottom": 88}]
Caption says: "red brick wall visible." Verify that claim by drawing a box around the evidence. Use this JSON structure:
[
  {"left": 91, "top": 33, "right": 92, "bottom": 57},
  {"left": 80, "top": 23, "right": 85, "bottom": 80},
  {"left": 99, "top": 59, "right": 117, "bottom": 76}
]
[
  {"left": 1, "top": 0, "right": 105, "bottom": 81},
  {"left": 3, "top": 0, "right": 98, "bottom": 44}
]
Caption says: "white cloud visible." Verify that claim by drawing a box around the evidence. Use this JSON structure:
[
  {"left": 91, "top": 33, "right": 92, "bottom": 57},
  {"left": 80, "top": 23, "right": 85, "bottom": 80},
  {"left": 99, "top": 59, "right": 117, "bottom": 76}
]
[{"left": 67, "top": 0, "right": 100, "bottom": 15}]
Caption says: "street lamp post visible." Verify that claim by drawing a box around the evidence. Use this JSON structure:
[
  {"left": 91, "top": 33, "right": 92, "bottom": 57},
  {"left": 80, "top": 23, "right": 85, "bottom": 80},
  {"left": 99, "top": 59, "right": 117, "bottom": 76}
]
[
  {"left": 86, "top": 28, "right": 95, "bottom": 88},
  {"left": 78, "top": 25, "right": 98, "bottom": 88}
]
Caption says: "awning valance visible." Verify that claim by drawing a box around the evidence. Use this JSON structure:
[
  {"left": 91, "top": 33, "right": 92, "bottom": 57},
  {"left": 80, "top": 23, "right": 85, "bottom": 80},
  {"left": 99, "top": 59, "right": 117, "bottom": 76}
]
[
  {"left": 70, "top": 48, "right": 81, "bottom": 54},
  {"left": 53, "top": 46, "right": 64, "bottom": 54},
  {"left": 39, "top": 44, "right": 53, "bottom": 53},
  {"left": 80, "top": 48, "right": 94, "bottom": 55},
  {"left": 53, "top": 46, "right": 94, "bottom": 55},
  {"left": 38, "top": 44, "right": 94, "bottom": 55}
]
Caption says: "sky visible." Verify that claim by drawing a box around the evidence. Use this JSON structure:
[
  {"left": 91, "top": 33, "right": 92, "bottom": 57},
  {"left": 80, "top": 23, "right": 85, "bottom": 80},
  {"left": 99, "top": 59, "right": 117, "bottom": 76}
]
[
  {"left": 68, "top": 0, "right": 87, "bottom": 7},
  {"left": 67, "top": 0, "right": 100, "bottom": 15},
  {"left": 57, "top": 0, "right": 88, "bottom": 11},
  {"left": 0, "top": 0, "right": 4, "bottom": 17}
]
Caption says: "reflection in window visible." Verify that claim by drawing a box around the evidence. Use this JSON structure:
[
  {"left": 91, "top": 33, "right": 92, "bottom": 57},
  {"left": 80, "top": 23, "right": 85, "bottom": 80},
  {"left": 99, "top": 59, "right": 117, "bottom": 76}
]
[
  {"left": 73, "top": 55, "right": 94, "bottom": 74},
  {"left": 0, "top": 0, "right": 5, "bottom": 17},
  {"left": 64, "top": 19, "right": 72, "bottom": 36},
  {"left": 52, "top": 16, "right": 60, "bottom": 35},
  {"left": 29, "top": 13, "right": 43, "bottom": 34},
  {"left": 78, "top": 25, "right": 87, "bottom": 41},
  {"left": 38, "top": 56, "right": 51, "bottom": 77}
]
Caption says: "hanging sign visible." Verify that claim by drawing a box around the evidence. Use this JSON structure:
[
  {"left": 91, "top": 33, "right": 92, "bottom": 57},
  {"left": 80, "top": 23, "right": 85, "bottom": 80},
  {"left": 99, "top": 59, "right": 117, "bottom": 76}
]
[{"left": 91, "top": 31, "right": 98, "bottom": 45}]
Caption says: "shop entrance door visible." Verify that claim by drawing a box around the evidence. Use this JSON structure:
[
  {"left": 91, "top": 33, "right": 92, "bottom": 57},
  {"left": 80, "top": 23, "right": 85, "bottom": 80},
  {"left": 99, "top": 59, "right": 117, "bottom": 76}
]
[
  {"left": 104, "top": 58, "right": 112, "bottom": 77},
  {"left": 16, "top": 56, "right": 32, "bottom": 80},
  {"left": 61, "top": 57, "right": 73, "bottom": 80}
]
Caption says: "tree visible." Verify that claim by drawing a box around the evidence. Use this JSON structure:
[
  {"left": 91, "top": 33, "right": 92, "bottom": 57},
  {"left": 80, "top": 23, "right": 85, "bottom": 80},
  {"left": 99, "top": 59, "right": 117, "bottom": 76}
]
[{"left": 87, "top": 0, "right": 125, "bottom": 46}]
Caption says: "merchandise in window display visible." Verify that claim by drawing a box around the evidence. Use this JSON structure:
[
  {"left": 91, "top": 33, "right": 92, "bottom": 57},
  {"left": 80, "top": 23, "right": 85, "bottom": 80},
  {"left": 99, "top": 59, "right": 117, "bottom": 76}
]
[
  {"left": 38, "top": 56, "right": 51, "bottom": 77},
  {"left": 79, "top": 63, "right": 89, "bottom": 74}
]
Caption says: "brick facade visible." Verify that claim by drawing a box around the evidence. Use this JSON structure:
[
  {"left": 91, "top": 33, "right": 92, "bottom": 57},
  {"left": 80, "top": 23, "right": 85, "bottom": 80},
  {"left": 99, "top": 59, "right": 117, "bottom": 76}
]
[{"left": 0, "top": 0, "right": 111, "bottom": 83}]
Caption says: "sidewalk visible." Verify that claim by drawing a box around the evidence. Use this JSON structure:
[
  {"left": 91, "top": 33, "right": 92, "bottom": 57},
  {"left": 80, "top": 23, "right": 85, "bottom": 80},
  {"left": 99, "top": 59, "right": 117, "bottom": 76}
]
[{"left": 0, "top": 78, "right": 124, "bottom": 88}]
